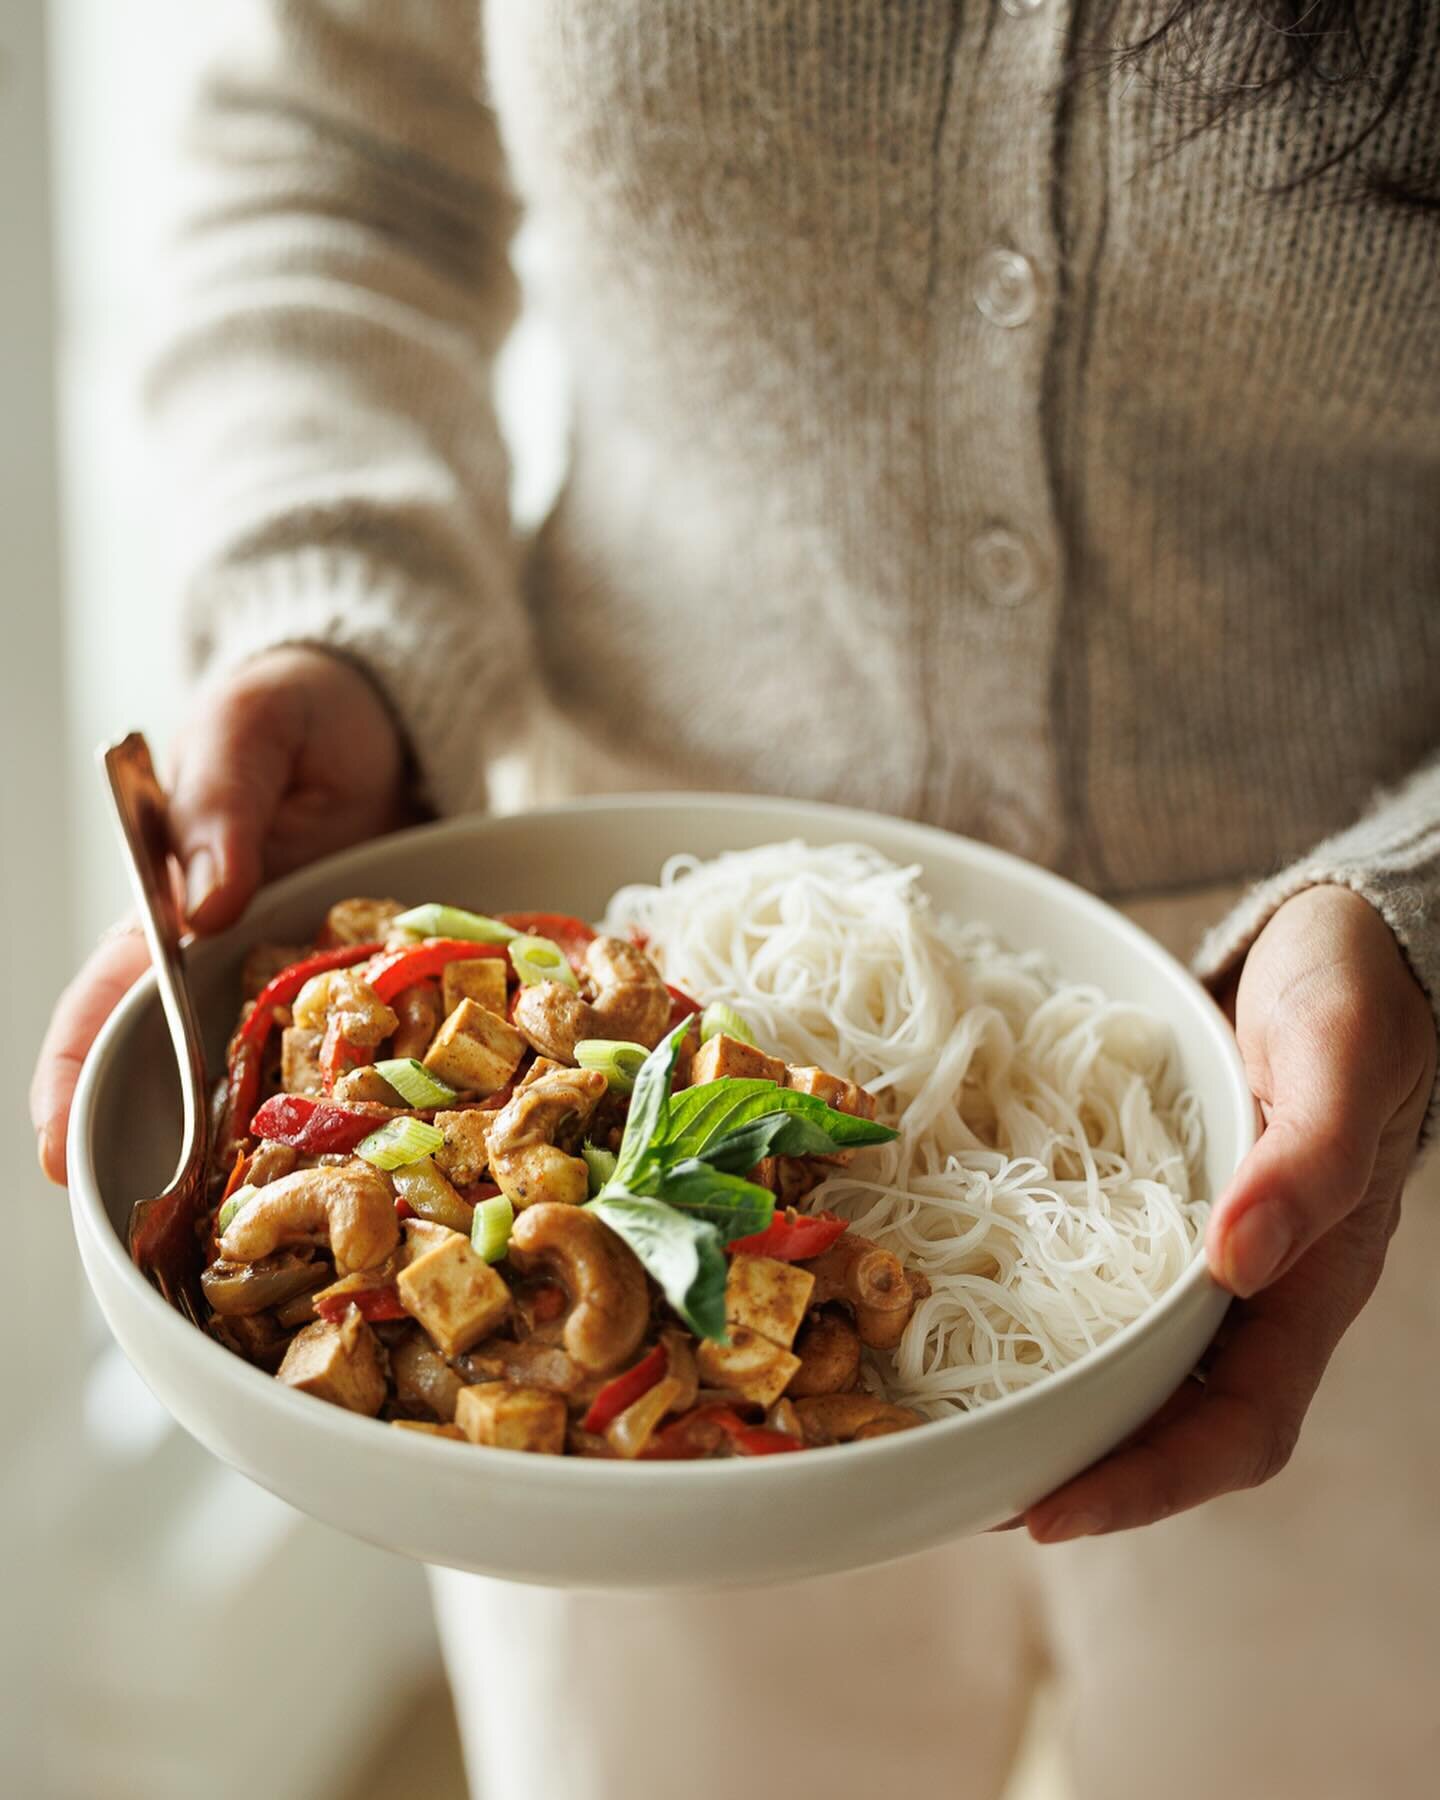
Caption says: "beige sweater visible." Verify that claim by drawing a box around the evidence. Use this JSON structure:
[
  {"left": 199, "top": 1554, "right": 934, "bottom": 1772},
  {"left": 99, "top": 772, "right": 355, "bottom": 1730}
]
[{"left": 148, "top": 2, "right": 1439, "bottom": 1096}]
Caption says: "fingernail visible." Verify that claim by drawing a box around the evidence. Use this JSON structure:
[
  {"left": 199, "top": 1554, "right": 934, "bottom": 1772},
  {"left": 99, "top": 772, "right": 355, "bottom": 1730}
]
[
  {"left": 1032, "top": 1510, "right": 1105, "bottom": 1544},
  {"left": 186, "top": 849, "right": 218, "bottom": 921},
  {"left": 1223, "top": 1206, "right": 1293, "bottom": 1297}
]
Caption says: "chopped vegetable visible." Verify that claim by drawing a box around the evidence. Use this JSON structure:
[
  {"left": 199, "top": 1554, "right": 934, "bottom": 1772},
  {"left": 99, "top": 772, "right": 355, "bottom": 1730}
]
[
  {"left": 700, "top": 1001, "right": 755, "bottom": 1046},
  {"left": 392, "top": 1157, "right": 475, "bottom": 1233},
  {"left": 390, "top": 903, "right": 518, "bottom": 945},
  {"left": 471, "top": 1192, "right": 515, "bottom": 1264},
  {"left": 574, "top": 1038, "right": 649, "bottom": 1094},
  {"left": 357, "top": 1117, "right": 447, "bottom": 1171},
  {"left": 366, "top": 939, "right": 507, "bottom": 1004},
  {"left": 728, "top": 1423, "right": 804, "bottom": 1455},
  {"left": 314, "top": 1284, "right": 409, "bottom": 1324},
  {"left": 606, "top": 1375, "right": 684, "bottom": 1458},
  {"left": 582, "top": 1141, "right": 617, "bottom": 1194},
  {"left": 666, "top": 984, "right": 702, "bottom": 1028},
  {"left": 371, "top": 1058, "right": 458, "bottom": 1109},
  {"left": 249, "top": 1094, "right": 384, "bottom": 1157},
  {"left": 216, "top": 1183, "right": 258, "bottom": 1236},
  {"left": 583, "top": 1341, "right": 669, "bottom": 1434},
  {"left": 726, "top": 1209, "right": 851, "bottom": 1261},
  {"left": 319, "top": 1017, "right": 372, "bottom": 1090},
  {"left": 496, "top": 911, "right": 596, "bottom": 966},
  {"left": 509, "top": 933, "right": 580, "bottom": 990}
]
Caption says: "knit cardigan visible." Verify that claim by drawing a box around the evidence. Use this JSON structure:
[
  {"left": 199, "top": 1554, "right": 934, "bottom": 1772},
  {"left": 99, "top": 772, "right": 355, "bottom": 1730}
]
[{"left": 146, "top": 1, "right": 1440, "bottom": 1109}]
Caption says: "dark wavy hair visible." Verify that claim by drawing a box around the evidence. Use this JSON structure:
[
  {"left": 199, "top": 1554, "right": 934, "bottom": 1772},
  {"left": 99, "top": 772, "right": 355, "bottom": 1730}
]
[{"left": 1092, "top": 1, "right": 1436, "bottom": 209}]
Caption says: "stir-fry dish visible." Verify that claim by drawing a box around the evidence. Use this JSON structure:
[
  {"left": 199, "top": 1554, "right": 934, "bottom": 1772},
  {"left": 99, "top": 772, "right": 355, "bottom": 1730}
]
[{"left": 201, "top": 899, "right": 931, "bottom": 1458}]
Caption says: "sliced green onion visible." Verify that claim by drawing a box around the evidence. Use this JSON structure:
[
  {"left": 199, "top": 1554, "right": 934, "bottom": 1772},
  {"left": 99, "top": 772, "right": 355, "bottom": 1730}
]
[
  {"left": 574, "top": 1039, "right": 650, "bottom": 1095},
  {"left": 217, "top": 1185, "right": 258, "bottom": 1235},
  {"left": 700, "top": 1001, "right": 756, "bottom": 1046},
  {"left": 357, "top": 1116, "right": 446, "bottom": 1171},
  {"left": 391, "top": 903, "right": 517, "bottom": 944},
  {"left": 371, "top": 1058, "right": 458, "bottom": 1110},
  {"left": 582, "top": 1141, "right": 617, "bottom": 1194},
  {"left": 471, "top": 1193, "right": 515, "bottom": 1263},
  {"left": 509, "top": 933, "right": 579, "bottom": 990}
]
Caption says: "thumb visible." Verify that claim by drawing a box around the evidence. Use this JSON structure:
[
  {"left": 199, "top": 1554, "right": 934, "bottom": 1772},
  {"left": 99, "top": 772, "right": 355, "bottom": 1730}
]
[
  {"left": 1206, "top": 977, "right": 1389, "bottom": 1299},
  {"left": 167, "top": 678, "right": 300, "bottom": 932}
]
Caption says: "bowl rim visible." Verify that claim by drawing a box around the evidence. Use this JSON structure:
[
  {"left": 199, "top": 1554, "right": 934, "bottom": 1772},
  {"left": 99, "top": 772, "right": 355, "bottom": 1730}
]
[{"left": 68, "top": 790, "right": 1252, "bottom": 1488}]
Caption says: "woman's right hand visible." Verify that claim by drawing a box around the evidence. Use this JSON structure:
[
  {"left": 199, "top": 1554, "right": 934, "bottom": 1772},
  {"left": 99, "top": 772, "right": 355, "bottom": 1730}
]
[{"left": 31, "top": 645, "right": 416, "bottom": 1184}]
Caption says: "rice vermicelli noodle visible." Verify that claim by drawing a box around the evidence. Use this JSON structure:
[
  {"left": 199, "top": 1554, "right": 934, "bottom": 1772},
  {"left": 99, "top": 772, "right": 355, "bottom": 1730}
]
[{"left": 605, "top": 842, "right": 1207, "bottom": 1414}]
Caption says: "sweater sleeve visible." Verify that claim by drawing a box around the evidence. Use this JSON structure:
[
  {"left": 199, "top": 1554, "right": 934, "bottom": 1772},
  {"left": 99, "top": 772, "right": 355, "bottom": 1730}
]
[
  {"left": 144, "top": 0, "right": 521, "bottom": 817},
  {"left": 1194, "top": 756, "right": 1440, "bottom": 1140}
]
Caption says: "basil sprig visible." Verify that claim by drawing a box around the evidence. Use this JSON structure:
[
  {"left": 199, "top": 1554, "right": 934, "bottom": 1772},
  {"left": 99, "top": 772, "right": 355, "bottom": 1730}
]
[{"left": 585, "top": 1022, "right": 897, "bottom": 1339}]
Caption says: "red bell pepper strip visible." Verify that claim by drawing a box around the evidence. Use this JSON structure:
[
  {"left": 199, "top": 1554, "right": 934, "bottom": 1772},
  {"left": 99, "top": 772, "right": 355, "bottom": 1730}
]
[
  {"left": 727, "top": 1424, "right": 804, "bottom": 1456},
  {"left": 314, "top": 1285, "right": 409, "bottom": 1324},
  {"left": 726, "top": 1209, "right": 850, "bottom": 1262},
  {"left": 366, "top": 939, "right": 508, "bottom": 1003},
  {"left": 319, "top": 1016, "right": 373, "bottom": 1090},
  {"left": 249, "top": 1094, "right": 385, "bottom": 1156},
  {"left": 222, "top": 941, "right": 383, "bottom": 1145},
  {"left": 665, "top": 983, "right": 702, "bottom": 1031},
  {"left": 582, "top": 1341, "right": 669, "bottom": 1434}
]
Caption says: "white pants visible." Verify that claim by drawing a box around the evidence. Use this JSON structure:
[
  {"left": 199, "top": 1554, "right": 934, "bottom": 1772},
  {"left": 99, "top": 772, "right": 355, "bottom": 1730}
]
[{"left": 431, "top": 885, "right": 1440, "bottom": 1800}]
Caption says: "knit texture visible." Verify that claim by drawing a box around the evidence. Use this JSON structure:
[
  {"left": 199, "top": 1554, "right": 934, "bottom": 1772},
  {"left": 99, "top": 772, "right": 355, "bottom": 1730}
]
[{"left": 146, "top": 3, "right": 1440, "bottom": 1073}]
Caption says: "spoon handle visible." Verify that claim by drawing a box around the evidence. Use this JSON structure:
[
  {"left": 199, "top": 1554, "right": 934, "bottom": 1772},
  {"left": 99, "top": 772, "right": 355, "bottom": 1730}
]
[{"left": 102, "top": 733, "right": 210, "bottom": 1219}]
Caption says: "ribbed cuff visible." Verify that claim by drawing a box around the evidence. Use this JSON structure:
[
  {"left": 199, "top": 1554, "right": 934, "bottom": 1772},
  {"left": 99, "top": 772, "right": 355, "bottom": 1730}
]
[
  {"left": 184, "top": 546, "right": 513, "bottom": 819},
  {"left": 1195, "top": 790, "right": 1440, "bottom": 1149}
]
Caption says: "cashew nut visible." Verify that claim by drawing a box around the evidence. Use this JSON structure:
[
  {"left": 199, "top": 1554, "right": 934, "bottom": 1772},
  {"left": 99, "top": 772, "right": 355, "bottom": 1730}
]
[
  {"left": 793, "top": 1394, "right": 925, "bottom": 1445},
  {"left": 512, "top": 936, "right": 671, "bottom": 1062},
  {"left": 507, "top": 1202, "right": 649, "bottom": 1374},
  {"left": 487, "top": 1067, "right": 607, "bottom": 1208},
  {"left": 391, "top": 982, "right": 442, "bottom": 1061},
  {"left": 218, "top": 1162, "right": 400, "bottom": 1274},
  {"left": 787, "top": 1307, "right": 862, "bottom": 1397},
  {"left": 805, "top": 1234, "right": 930, "bottom": 1350}
]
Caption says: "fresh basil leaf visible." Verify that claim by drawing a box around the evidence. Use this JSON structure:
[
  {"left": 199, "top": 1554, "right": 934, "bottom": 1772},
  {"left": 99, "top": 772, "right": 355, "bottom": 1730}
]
[
  {"left": 654, "top": 1161, "right": 776, "bottom": 1240},
  {"left": 611, "top": 1020, "right": 692, "bottom": 1189},
  {"left": 691, "top": 1109, "right": 850, "bottom": 1173},
  {"left": 586, "top": 1191, "right": 729, "bottom": 1341},
  {"left": 663, "top": 1079, "right": 897, "bottom": 1162}
]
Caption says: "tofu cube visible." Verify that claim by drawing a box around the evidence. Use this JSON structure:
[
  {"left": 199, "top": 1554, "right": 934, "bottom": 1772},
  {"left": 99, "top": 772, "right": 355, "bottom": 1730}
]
[
  {"left": 433, "top": 1108, "right": 493, "bottom": 1187},
  {"left": 690, "top": 1034, "right": 787, "bottom": 1087},
  {"left": 277, "top": 1314, "right": 387, "bottom": 1416},
  {"left": 726, "top": 1254, "right": 815, "bottom": 1351},
  {"left": 423, "top": 999, "right": 527, "bottom": 1096},
  {"left": 454, "top": 1382, "right": 567, "bottom": 1454},
  {"left": 784, "top": 1065, "right": 876, "bottom": 1119},
  {"left": 441, "top": 957, "right": 508, "bottom": 1019},
  {"left": 695, "top": 1326, "right": 801, "bottom": 1407},
  {"left": 397, "top": 1231, "right": 511, "bottom": 1356},
  {"left": 280, "top": 1026, "right": 325, "bottom": 1096},
  {"left": 784, "top": 1065, "right": 876, "bottom": 1165}
]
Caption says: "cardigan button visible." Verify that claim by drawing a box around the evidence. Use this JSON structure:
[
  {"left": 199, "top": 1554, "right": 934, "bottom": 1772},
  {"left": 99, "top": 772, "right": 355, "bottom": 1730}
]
[
  {"left": 970, "top": 527, "right": 1037, "bottom": 608},
  {"left": 973, "top": 248, "right": 1037, "bottom": 328}
]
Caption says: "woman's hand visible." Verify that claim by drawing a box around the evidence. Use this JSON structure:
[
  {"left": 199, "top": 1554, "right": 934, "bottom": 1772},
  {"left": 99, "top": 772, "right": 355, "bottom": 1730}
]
[
  {"left": 31, "top": 646, "right": 415, "bottom": 1184},
  {"left": 1026, "top": 883, "right": 1437, "bottom": 1543}
]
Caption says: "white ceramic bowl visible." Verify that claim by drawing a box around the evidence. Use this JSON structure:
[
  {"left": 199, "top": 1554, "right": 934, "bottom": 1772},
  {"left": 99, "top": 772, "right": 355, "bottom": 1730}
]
[{"left": 69, "top": 795, "right": 1252, "bottom": 1589}]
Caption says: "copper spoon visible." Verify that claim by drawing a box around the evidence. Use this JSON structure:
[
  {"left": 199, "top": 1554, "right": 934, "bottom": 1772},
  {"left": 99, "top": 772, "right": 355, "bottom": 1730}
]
[{"left": 103, "top": 732, "right": 209, "bottom": 1323}]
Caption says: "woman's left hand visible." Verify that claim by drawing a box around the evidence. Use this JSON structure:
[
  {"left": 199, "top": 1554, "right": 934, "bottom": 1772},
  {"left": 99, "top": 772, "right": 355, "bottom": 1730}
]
[{"left": 1026, "top": 883, "right": 1436, "bottom": 1543}]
